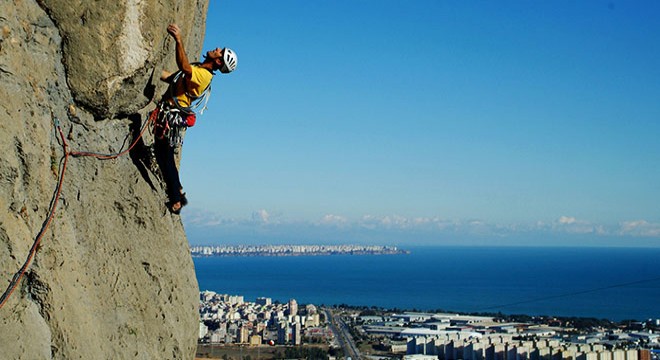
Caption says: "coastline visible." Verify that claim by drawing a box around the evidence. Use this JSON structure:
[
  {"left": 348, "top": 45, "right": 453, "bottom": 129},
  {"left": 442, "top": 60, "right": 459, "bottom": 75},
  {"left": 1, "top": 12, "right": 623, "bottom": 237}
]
[
  {"left": 193, "top": 246, "right": 660, "bottom": 321},
  {"left": 190, "top": 244, "right": 410, "bottom": 257}
]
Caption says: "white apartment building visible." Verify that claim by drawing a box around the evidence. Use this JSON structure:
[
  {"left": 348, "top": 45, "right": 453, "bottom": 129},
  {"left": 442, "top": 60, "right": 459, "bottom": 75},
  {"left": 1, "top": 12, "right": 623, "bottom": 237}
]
[
  {"left": 404, "top": 334, "right": 644, "bottom": 360},
  {"left": 199, "top": 322, "right": 208, "bottom": 339}
]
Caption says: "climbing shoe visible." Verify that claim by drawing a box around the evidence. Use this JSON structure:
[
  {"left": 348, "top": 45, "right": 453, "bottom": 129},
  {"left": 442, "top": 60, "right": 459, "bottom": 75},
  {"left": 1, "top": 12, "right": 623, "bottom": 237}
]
[{"left": 169, "top": 201, "right": 183, "bottom": 215}]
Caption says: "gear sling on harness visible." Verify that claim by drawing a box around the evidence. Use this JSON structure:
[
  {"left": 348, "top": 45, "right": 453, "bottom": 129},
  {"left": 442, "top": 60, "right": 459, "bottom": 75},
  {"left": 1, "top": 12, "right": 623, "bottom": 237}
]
[
  {"left": 150, "top": 69, "right": 211, "bottom": 147},
  {"left": 150, "top": 102, "right": 193, "bottom": 147}
]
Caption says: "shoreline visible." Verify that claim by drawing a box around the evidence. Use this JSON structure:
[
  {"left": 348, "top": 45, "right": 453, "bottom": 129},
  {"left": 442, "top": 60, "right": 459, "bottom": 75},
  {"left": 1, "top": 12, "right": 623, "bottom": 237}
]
[
  {"left": 192, "top": 251, "right": 409, "bottom": 257},
  {"left": 190, "top": 244, "right": 410, "bottom": 257}
]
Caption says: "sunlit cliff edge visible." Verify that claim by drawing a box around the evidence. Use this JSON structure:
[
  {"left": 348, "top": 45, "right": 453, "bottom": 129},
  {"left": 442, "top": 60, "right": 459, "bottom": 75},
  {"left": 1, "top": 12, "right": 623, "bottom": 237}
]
[{"left": 0, "top": 0, "right": 209, "bottom": 358}]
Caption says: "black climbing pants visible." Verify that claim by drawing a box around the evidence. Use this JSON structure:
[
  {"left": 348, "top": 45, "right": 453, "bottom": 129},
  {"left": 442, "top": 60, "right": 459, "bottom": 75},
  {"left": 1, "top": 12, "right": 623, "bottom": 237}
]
[{"left": 155, "top": 137, "right": 182, "bottom": 204}]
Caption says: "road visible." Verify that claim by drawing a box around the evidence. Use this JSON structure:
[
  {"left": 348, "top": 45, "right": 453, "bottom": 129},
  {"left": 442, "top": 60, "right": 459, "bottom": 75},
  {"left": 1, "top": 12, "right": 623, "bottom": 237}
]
[{"left": 325, "top": 308, "right": 360, "bottom": 360}]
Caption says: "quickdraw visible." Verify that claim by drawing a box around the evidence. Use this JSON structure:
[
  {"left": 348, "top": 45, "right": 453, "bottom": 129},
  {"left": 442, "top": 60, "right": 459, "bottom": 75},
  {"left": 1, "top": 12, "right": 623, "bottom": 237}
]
[{"left": 149, "top": 102, "right": 194, "bottom": 147}]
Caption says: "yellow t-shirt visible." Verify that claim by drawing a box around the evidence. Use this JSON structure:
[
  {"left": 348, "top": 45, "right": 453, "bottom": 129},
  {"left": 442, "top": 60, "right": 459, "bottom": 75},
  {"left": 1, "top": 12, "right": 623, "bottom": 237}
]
[{"left": 170, "top": 65, "right": 213, "bottom": 108}]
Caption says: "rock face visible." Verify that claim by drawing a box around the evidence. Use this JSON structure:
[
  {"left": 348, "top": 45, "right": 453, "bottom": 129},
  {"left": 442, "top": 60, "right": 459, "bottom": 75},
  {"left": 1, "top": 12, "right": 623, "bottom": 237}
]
[{"left": 0, "top": 0, "right": 208, "bottom": 358}]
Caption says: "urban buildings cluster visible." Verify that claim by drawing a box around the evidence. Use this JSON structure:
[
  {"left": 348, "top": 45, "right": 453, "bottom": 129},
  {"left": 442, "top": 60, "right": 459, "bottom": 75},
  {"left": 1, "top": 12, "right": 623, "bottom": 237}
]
[
  {"left": 351, "top": 312, "right": 659, "bottom": 360},
  {"left": 190, "top": 244, "right": 407, "bottom": 257},
  {"left": 198, "top": 291, "right": 331, "bottom": 346}
]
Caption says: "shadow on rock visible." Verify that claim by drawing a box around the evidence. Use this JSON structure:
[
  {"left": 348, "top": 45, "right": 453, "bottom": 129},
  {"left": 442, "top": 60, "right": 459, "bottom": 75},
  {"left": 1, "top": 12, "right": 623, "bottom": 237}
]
[{"left": 127, "top": 113, "right": 159, "bottom": 192}]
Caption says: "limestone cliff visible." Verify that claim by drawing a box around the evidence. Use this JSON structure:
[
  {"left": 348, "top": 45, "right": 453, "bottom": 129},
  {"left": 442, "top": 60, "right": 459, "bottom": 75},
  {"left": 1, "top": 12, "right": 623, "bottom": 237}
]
[{"left": 0, "top": 0, "right": 208, "bottom": 358}]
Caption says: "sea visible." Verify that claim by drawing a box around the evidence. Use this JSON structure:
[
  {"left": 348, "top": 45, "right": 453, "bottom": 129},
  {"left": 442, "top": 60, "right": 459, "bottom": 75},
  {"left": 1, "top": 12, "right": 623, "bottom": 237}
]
[{"left": 193, "top": 246, "right": 660, "bottom": 321}]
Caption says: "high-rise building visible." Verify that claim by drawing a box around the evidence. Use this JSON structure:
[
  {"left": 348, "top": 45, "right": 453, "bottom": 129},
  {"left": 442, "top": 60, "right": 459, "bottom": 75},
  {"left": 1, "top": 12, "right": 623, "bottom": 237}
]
[
  {"left": 305, "top": 314, "right": 320, "bottom": 328},
  {"left": 239, "top": 326, "right": 250, "bottom": 344},
  {"left": 256, "top": 297, "right": 272, "bottom": 306},
  {"left": 228, "top": 323, "right": 239, "bottom": 342},
  {"left": 288, "top": 299, "right": 298, "bottom": 316},
  {"left": 305, "top": 304, "right": 317, "bottom": 314},
  {"left": 199, "top": 322, "right": 209, "bottom": 339},
  {"left": 228, "top": 295, "right": 244, "bottom": 305},
  {"left": 639, "top": 350, "right": 651, "bottom": 360},
  {"left": 293, "top": 322, "right": 302, "bottom": 346},
  {"left": 277, "top": 321, "right": 289, "bottom": 345}
]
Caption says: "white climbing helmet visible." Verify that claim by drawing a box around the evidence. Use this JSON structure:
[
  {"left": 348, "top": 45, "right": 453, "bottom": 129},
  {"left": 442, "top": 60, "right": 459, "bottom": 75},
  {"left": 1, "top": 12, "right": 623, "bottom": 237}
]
[{"left": 221, "top": 48, "right": 238, "bottom": 73}]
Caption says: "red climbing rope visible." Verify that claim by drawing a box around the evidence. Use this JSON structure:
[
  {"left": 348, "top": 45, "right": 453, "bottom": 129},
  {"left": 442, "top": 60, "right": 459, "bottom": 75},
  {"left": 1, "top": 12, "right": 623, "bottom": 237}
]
[
  {"left": 69, "top": 109, "right": 157, "bottom": 159},
  {"left": 0, "top": 111, "right": 155, "bottom": 309}
]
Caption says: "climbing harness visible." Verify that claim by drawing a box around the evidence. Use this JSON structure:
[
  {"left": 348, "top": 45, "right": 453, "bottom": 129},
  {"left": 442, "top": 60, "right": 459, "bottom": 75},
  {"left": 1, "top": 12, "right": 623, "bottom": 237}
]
[
  {"left": 151, "top": 68, "right": 212, "bottom": 147},
  {"left": 150, "top": 101, "right": 190, "bottom": 148},
  {"left": 0, "top": 112, "right": 154, "bottom": 310}
]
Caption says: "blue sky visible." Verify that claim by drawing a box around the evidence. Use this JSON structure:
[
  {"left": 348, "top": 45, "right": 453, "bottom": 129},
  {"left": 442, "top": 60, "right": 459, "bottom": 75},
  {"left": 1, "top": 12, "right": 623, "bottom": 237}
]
[{"left": 180, "top": 1, "right": 660, "bottom": 246}]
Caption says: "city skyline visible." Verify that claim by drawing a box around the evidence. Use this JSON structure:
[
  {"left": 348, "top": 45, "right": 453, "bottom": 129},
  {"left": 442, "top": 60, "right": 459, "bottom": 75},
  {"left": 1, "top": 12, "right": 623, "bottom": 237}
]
[{"left": 180, "top": 1, "right": 660, "bottom": 246}]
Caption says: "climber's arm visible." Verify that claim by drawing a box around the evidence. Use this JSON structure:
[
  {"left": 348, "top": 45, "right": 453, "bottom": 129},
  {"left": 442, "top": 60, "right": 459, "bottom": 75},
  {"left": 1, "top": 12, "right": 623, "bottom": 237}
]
[{"left": 167, "top": 24, "right": 193, "bottom": 77}]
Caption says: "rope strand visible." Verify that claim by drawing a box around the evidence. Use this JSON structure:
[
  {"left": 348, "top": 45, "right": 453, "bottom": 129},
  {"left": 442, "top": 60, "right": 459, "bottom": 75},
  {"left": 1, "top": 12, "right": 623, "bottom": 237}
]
[
  {"left": 0, "top": 112, "right": 154, "bottom": 310},
  {"left": 69, "top": 113, "right": 154, "bottom": 159}
]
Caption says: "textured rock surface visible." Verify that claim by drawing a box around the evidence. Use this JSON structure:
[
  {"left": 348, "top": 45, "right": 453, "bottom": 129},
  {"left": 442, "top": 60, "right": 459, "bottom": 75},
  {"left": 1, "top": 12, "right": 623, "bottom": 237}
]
[{"left": 0, "top": 0, "right": 208, "bottom": 358}]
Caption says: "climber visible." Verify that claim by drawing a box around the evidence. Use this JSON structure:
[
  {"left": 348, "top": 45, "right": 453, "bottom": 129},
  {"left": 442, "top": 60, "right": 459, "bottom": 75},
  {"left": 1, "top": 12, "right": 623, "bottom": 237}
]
[{"left": 154, "top": 23, "right": 237, "bottom": 214}]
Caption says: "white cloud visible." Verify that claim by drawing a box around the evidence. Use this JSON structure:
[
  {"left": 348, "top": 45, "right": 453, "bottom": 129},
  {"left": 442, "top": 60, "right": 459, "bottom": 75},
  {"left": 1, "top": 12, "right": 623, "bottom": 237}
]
[
  {"left": 358, "top": 214, "right": 439, "bottom": 229},
  {"left": 618, "top": 220, "right": 660, "bottom": 237},
  {"left": 319, "top": 214, "right": 348, "bottom": 225},
  {"left": 558, "top": 216, "right": 578, "bottom": 225},
  {"left": 353, "top": 215, "right": 499, "bottom": 234},
  {"left": 412, "top": 217, "right": 432, "bottom": 225},
  {"left": 380, "top": 215, "right": 409, "bottom": 227},
  {"left": 552, "top": 215, "right": 600, "bottom": 234},
  {"left": 183, "top": 207, "right": 660, "bottom": 244},
  {"left": 182, "top": 208, "right": 231, "bottom": 227},
  {"left": 251, "top": 209, "right": 270, "bottom": 223}
]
